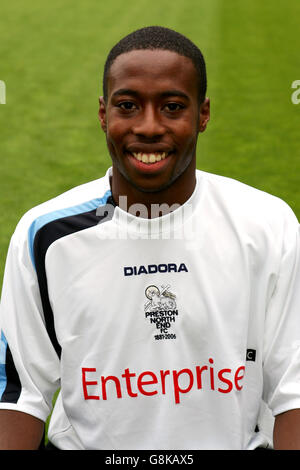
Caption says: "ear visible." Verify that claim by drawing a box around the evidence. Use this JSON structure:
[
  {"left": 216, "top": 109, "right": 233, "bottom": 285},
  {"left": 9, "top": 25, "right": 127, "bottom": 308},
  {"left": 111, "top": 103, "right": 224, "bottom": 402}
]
[
  {"left": 98, "top": 96, "right": 107, "bottom": 133},
  {"left": 198, "top": 97, "right": 210, "bottom": 133}
]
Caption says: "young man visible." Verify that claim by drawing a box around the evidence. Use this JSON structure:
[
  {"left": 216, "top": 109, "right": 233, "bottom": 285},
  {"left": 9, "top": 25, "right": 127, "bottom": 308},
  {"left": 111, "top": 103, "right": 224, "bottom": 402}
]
[{"left": 0, "top": 26, "right": 300, "bottom": 450}]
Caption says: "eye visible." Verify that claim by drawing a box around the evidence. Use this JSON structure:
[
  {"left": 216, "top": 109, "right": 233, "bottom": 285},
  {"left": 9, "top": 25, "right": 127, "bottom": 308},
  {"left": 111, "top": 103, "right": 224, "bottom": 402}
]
[
  {"left": 117, "top": 101, "right": 137, "bottom": 111},
  {"left": 163, "top": 102, "right": 185, "bottom": 113}
]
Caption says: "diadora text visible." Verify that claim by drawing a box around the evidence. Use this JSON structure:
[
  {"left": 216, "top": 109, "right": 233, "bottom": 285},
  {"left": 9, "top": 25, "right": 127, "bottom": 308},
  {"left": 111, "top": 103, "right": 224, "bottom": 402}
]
[{"left": 124, "top": 263, "right": 188, "bottom": 276}]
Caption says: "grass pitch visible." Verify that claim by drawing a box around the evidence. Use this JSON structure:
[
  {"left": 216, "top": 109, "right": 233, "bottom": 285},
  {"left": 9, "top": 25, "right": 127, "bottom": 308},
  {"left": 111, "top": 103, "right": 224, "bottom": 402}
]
[{"left": 1, "top": 0, "right": 300, "bottom": 284}]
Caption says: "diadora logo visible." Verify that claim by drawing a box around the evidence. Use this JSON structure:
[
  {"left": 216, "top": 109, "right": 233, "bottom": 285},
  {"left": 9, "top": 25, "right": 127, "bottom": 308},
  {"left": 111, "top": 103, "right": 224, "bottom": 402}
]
[
  {"left": 144, "top": 284, "right": 179, "bottom": 340},
  {"left": 124, "top": 262, "right": 188, "bottom": 276}
]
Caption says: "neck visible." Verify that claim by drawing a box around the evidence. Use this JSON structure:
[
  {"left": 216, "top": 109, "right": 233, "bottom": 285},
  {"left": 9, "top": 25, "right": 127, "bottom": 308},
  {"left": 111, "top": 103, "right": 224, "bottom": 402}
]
[{"left": 110, "top": 163, "right": 196, "bottom": 219}]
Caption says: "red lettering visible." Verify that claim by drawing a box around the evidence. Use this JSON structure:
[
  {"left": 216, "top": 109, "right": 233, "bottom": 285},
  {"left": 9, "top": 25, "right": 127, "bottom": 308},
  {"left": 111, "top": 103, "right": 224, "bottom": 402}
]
[
  {"left": 82, "top": 361, "right": 245, "bottom": 404},
  {"left": 137, "top": 371, "right": 158, "bottom": 396},
  {"left": 209, "top": 358, "right": 215, "bottom": 390},
  {"left": 217, "top": 368, "right": 233, "bottom": 393},
  {"left": 195, "top": 365, "right": 208, "bottom": 389},
  {"left": 160, "top": 369, "right": 170, "bottom": 394},
  {"left": 82, "top": 368, "right": 99, "bottom": 400},
  {"left": 173, "top": 368, "right": 194, "bottom": 404},
  {"left": 122, "top": 368, "right": 137, "bottom": 397},
  {"left": 234, "top": 366, "right": 245, "bottom": 391},
  {"left": 101, "top": 375, "right": 122, "bottom": 400}
]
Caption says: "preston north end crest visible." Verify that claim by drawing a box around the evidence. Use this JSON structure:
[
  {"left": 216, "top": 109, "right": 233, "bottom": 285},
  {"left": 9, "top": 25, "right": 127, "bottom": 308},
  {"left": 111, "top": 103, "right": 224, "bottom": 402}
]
[{"left": 144, "top": 285, "right": 178, "bottom": 340}]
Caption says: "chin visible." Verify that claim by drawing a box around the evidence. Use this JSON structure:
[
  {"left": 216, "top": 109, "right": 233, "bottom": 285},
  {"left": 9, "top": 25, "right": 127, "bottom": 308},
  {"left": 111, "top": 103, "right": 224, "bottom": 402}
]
[{"left": 128, "top": 171, "right": 178, "bottom": 194}]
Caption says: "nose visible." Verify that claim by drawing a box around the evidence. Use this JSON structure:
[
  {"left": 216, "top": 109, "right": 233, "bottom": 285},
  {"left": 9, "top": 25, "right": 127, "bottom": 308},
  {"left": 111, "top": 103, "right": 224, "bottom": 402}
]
[{"left": 132, "top": 105, "right": 165, "bottom": 138}]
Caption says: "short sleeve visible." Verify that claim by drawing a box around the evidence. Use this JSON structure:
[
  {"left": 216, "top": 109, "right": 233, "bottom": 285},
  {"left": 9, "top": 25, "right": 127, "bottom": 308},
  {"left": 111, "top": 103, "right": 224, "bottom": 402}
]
[
  {"left": 0, "top": 221, "right": 60, "bottom": 422},
  {"left": 263, "top": 203, "right": 300, "bottom": 416}
]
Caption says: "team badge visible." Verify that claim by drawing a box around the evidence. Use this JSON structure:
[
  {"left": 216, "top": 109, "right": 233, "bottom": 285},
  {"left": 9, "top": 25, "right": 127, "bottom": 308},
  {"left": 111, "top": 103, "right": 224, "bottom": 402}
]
[{"left": 144, "top": 285, "right": 178, "bottom": 340}]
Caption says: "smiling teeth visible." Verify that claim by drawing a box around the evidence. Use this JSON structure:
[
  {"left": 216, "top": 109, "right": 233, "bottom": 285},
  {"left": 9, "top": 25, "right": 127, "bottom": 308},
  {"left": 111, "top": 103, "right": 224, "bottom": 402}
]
[{"left": 132, "top": 152, "right": 167, "bottom": 164}]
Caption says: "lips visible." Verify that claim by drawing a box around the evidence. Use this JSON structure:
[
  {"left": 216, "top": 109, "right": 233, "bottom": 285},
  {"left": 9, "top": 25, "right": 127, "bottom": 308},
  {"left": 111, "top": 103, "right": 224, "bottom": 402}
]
[
  {"left": 125, "top": 152, "right": 172, "bottom": 174},
  {"left": 131, "top": 151, "right": 168, "bottom": 164},
  {"left": 126, "top": 145, "right": 174, "bottom": 166}
]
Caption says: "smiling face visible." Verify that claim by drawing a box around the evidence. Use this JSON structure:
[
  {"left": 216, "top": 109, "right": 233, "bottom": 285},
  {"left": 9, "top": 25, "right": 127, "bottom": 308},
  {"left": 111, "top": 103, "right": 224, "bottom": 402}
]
[{"left": 99, "top": 49, "right": 210, "bottom": 206}]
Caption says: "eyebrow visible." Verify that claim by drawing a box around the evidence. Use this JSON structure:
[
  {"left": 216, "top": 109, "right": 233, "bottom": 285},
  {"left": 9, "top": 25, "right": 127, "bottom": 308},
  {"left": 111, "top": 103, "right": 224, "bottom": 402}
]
[
  {"left": 112, "top": 89, "right": 139, "bottom": 98},
  {"left": 111, "top": 88, "right": 190, "bottom": 101}
]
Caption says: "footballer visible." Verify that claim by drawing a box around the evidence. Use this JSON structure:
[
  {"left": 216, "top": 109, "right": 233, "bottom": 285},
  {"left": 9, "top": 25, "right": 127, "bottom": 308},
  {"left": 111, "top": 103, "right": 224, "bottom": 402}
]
[{"left": 0, "top": 26, "right": 300, "bottom": 450}]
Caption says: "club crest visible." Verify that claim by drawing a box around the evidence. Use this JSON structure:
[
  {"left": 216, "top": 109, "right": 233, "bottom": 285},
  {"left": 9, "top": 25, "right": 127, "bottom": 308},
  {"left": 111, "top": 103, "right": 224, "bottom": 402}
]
[{"left": 144, "top": 285, "right": 178, "bottom": 340}]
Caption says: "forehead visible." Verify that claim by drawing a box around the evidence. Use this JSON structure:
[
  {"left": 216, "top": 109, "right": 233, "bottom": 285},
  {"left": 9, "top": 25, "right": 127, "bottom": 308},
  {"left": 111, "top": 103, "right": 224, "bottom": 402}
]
[{"left": 107, "top": 49, "right": 198, "bottom": 99}]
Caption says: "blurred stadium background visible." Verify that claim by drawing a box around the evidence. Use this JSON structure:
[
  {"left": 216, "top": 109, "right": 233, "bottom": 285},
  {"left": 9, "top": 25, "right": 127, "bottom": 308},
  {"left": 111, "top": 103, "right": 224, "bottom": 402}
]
[{"left": 1, "top": 0, "right": 300, "bottom": 286}]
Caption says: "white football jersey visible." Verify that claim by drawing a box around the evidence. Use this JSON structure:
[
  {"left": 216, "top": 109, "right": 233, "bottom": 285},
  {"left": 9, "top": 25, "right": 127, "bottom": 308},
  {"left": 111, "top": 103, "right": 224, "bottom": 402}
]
[{"left": 1, "top": 168, "right": 300, "bottom": 450}]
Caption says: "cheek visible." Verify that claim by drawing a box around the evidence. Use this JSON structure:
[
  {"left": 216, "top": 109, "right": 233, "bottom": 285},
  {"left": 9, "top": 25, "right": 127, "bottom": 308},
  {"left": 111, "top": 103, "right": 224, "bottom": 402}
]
[
  {"left": 105, "top": 129, "right": 121, "bottom": 156},
  {"left": 173, "top": 116, "right": 199, "bottom": 146},
  {"left": 176, "top": 129, "right": 198, "bottom": 154},
  {"left": 106, "top": 120, "right": 128, "bottom": 148},
  {"left": 105, "top": 130, "right": 120, "bottom": 162}
]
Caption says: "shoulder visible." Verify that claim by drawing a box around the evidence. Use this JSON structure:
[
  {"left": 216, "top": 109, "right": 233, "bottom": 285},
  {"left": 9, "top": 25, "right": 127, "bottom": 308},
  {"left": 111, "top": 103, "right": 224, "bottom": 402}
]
[
  {"left": 196, "top": 169, "right": 298, "bottom": 230},
  {"left": 11, "top": 170, "right": 111, "bottom": 247}
]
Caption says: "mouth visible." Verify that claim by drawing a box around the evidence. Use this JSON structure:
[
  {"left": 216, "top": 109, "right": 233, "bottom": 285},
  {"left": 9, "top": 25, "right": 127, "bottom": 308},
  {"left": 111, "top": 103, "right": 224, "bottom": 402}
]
[{"left": 130, "top": 151, "right": 172, "bottom": 164}]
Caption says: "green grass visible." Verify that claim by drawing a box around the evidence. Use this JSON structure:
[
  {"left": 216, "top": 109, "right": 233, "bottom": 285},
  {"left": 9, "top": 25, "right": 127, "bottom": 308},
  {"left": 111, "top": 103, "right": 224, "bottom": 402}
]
[
  {"left": 1, "top": 0, "right": 300, "bottom": 285},
  {"left": 1, "top": 0, "right": 300, "bottom": 442}
]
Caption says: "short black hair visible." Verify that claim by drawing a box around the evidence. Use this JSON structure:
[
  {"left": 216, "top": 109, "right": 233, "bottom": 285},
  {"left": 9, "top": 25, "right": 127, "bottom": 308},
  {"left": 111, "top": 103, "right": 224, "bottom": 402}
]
[{"left": 102, "top": 26, "right": 207, "bottom": 104}]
